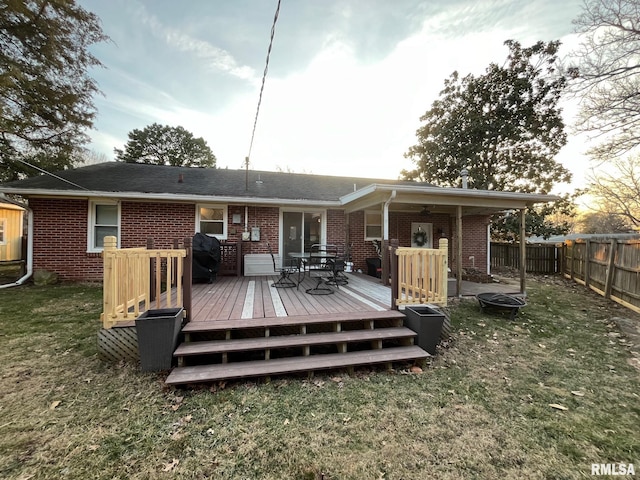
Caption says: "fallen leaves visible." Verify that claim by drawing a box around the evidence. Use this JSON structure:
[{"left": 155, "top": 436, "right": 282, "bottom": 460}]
[
  {"left": 162, "top": 458, "right": 179, "bottom": 472},
  {"left": 49, "top": 400, "right": 61, "bottom": 410}
]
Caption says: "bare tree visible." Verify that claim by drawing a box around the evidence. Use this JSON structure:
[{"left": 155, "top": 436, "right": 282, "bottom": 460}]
[
  {"left": 576, "top": 210, "right": 632, "bottom": 233},
  {"left": 568, "top": 0, "right": 640, "bottom": 161},
  {"left": 587, "top": 155, "right": 640, "bottom": 228}
]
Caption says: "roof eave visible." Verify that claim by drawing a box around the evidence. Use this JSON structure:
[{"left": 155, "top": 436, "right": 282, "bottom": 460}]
[
  {"left": 0, "top": 188, "right": 342, "bottom": 207},
  {"left": 340, "top": 183, "right": 559, "bottom": 212}
]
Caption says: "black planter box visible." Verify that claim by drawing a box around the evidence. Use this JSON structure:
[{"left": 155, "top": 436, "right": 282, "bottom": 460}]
[
  {"left": 135, "top": 308, "right": 184, "bottom": 372},
  {"left": 403, "top": 306, "right": 445, "bottom": 355}
]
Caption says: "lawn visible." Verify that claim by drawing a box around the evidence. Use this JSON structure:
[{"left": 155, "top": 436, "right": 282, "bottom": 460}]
[{"left": 0, "top": 276, "right": 638, "bottom": 479}]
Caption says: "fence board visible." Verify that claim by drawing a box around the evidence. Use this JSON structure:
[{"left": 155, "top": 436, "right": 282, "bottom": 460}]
[
  {"left": 490, "top": 242, "right": 559, "bottom": 274},
  {"left": 563, "top": 238, "right": 640, "bottom": 314}
]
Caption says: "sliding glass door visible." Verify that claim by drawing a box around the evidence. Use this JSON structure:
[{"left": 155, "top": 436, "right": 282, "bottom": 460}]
[{"left": 282, "top": 210, "right": 324, "bottom": 259}]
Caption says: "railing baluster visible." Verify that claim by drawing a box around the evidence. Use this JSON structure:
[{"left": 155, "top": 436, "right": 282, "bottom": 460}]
[{"left": 101, "top": 237, "right": 187, "bottom": 329}]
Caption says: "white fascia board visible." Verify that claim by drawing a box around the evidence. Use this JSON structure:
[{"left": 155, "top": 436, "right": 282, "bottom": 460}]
[
  {"left": 0, "top": 188, "right": 342, "bottom": 208},
  {"left": 340, "top": 183, "right": 559, "bottom": 207}
]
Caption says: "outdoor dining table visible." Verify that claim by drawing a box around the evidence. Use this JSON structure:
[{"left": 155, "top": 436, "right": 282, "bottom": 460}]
[{"left": 288, "top": 251, "right": 337, "bottom": 294}]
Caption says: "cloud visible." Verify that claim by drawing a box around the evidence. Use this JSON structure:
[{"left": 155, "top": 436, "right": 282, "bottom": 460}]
[{"left": 132, "top": 2, "right": 257, "bottom": 83}]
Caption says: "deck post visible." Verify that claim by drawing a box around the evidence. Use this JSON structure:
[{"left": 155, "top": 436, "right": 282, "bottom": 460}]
[
  {"left": 102, "top": 236, "right": 118, "bottom": 328},
  {"left": 183, "top": 237, "right": 193, "bottom": 323},
  {"left": 236, "top": 240, "right": 243, "bottom": 276},
  {"left": 390, "top": 238, "right": 399, "bottom": 310},
  {"left": 439, "top": 238, "right": 449, "bottom": 301},
  {"left": 147, "top": 237, "right": 156, "bottom": 301},
  {"left": 381, "top": 239, "right": 390, "bottom": 286}
]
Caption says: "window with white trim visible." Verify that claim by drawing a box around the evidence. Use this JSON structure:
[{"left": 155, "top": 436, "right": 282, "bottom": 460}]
[
  {"left": 364, "top": 211, "right": 382, "bottom": 240},
  {"left": 88, "top": 201, "right": 119, "bottom": 251},
  {"left": 0, "top": 218, "right": 6, "bottom": 244},
  {"left": 197, "top": 205, "right": 227, "bottom": 239}
]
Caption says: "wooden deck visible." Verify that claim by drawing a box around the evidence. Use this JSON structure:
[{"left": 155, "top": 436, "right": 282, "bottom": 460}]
[{"left": 188, "top": 272, "right": 392, "bottom": 322}]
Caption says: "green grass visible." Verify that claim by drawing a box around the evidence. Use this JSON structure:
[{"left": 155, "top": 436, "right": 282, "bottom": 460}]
[{"left": 0, "top": 278, "right": 638, "bottom": 479}]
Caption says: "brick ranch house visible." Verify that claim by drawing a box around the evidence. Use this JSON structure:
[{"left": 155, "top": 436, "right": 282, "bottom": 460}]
[{"left": 0, "top": 162, "right": 557, "bottom": 293}]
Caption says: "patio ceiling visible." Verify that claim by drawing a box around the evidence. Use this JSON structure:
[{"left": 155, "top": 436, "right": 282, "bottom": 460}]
[{"left": 340, "top": 184, "right": 559, "bottom": 215}]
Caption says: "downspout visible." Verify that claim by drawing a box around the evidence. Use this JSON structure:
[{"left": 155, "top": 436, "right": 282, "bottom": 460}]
[
  {"left": 0, "top": 206, "right": 33, "bottom": 289},
  {"left": 383, "top": 190, "right": 396, "bottom": 242},
  {"left": 382, "top": 190, "right": 396, "bottom": 286}
]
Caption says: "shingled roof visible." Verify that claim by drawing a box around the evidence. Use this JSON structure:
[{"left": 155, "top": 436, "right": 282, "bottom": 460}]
[{"left": 0, "top": 162, "right": 425, "bottom": 203}]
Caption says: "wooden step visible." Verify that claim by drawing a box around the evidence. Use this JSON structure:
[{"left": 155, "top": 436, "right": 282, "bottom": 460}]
[
  {"left": 181, "top": 310, "right": 406, "bottom": 334},
  {"left": 174, "top": 327, "right": 416, "bottom": 357},
  {"left": 165, "top": 346, "right": 429, "bottom": 385}
]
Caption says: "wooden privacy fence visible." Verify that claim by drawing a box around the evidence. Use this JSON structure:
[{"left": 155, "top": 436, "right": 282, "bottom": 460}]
[
  {"left": 563, "top": 238, "right": 640, "bottom": 314},
  {"left": 391, "top": 239, "right": 448, "bottom": 308},
  {"left": 491, "top": 242, "right": 560, "bottom": 274},
  {"left": 101, "top": 236, "right": 191, "bottom": 329}
]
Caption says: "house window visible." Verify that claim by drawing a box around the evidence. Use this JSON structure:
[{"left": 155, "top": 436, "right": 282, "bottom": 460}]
[
  {"left": 0, "top": 218, "right": 5, "bottom": 244},
  {"left": 364, "top": 211, "right": 382, "bottom": 240},
  {"left": 197, "top": 205, "right": 227, "bottom": 239},
  {"left": 88, "top": 201, "right": 119, "bottom": 251}
]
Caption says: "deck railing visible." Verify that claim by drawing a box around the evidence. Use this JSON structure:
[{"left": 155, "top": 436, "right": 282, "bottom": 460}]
[
  {"left": 391, "top": 239, "right": 448, "bottom": 308},
  {"left": 101, "top": 236, "right": 189, "bottom": 328}
]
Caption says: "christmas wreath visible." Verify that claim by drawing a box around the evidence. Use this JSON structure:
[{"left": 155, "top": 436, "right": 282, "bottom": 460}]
[{"left": 413, "top": 228, "right": 427, "bottom": 247}]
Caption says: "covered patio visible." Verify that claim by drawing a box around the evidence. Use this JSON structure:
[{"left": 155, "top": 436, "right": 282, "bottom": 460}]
[{"left": 340, "top": 183, "right": 558, "bottom": 296}]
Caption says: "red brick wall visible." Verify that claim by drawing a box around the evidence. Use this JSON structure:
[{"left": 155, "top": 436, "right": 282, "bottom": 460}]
[
  {"left": 235, "top": 206, "right": 280, "bottom": 254},
  {"left": 450, "top": 215, "right": 490, "bottom": 273},
  {"left": 28, "top": 198, "right": 490, "bottom": 280},
  {"left": 121, "top": 202, "right": 195, "bottom": 249},
  {"left": 347, "top": 210, "right": 489, "bottom": 275},
  {"left": 30, "top": 198, "right": 101, "bottom": 280}
]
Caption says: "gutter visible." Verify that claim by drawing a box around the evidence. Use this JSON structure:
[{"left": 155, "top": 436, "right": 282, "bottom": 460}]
[
  {"left": 0, "top": 205, "right": 33, "bottom": 289},
  {"left": 0, "top": 187, "right": 343, "bottom": 208}
]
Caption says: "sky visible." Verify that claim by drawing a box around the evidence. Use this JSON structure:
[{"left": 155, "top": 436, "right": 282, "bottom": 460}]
[{"left": 78, "top": 0, "right": 590, "bottom": 194}]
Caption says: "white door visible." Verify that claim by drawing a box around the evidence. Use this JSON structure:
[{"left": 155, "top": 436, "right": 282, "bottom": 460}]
[{"left": 411, "top": 222, "right": 433, "bottom": 248}]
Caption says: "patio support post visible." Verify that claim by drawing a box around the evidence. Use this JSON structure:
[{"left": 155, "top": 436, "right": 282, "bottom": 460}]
[
  {"left": 183, "top": 236, "right": 193, "bottom": 323},
  {"left": 390, "top": 238, "right": 399, "bottom": 310},
  {"left": 456, "top": 205, "right": 463, "bottom": 298},
  {"left": 519, "top": 208, "right": 526, "bottom": 294}
]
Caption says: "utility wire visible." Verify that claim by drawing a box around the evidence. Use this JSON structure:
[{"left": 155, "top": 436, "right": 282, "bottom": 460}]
[
  {"left": 13, "top": 158, "right": 89, "bottom": 190},
  {"left": 246, "top": 0, "right": 281, "bottom": 163}
]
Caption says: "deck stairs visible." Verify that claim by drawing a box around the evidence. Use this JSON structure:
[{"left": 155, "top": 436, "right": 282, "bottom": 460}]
[{"left": 165, "top": 310, "right": 429, "bottom": 386}]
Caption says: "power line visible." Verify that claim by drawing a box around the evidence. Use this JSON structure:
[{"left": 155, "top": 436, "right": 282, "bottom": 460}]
[
  {"left": 13, "top": 158, "right": 89, "bottom": 190},
  {"left": 246, "top": 0, "right": 281, "bottom": 164}
]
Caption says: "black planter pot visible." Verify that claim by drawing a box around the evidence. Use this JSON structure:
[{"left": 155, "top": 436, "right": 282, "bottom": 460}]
[
  {"left": 135, "top": 308, "right": 184, "bottom": 372},
  {"left": 403, "top": 306, "right": 445, "bottom": 355}
]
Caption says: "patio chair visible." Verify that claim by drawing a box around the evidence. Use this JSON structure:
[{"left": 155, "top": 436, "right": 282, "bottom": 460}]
[
  {"left": 326, "top": 243, "right": 348, "bottom": 286},
  {"left": 305, "top": 244, "right": 336, "bottom": 295},
  {"left": 267, "top": 242, "right": 297, "bottom": 288}
]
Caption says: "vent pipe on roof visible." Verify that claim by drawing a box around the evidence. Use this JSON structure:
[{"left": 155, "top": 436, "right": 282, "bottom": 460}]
[
  {"left": 178, "top": 173, "right": 184, "bottom": 183},
  {"left": 461, "top": 168, "right": 468, "bottom": 189}
]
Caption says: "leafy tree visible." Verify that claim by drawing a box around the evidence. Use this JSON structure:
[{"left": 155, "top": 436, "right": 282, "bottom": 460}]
[
  {"left": 586, "top": 155, "right": 640, "bottom": 229},
  {"left": 568, "top": 0, "right": 640, "bottom": 161},
  {"left": 403, "top": 40, "right": 571, "bottom": 194},
  {"left": 114, "top": 123, "right": 217, "bottom": 168},
  {"left": 491, "top": 193, "right": 577, "bottom": 242},
  {"left": 0, "top": 0, "right": 108, "bottom": 182}
]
